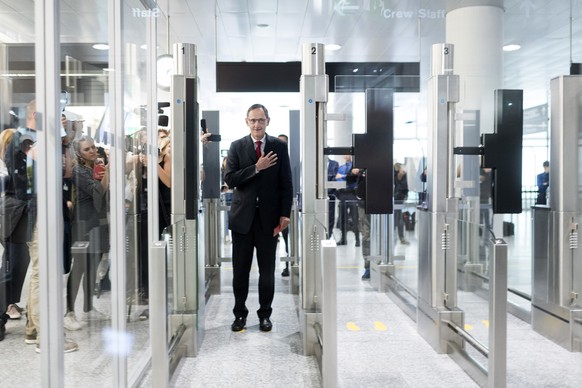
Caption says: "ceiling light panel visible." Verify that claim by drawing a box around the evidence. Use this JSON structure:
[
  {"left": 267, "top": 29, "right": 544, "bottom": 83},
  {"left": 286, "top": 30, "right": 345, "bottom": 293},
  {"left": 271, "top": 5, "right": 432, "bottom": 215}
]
[
  {"left": 248, "top": 0, "right": 277, "bottom": 14},
  {"left": 250, "top": 13, "right": 276, "bottom": 35}
]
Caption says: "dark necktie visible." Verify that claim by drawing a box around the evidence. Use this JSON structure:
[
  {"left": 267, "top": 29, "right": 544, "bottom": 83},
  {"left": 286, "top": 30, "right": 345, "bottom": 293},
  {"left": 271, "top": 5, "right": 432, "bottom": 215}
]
[{"left": 255, "top": 141, "right": 261, "bottom": 158}]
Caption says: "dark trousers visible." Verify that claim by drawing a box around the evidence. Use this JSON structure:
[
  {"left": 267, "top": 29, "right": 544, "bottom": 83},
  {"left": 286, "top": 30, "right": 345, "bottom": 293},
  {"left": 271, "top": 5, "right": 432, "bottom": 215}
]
[
  {"left": 0, "top": 242, "right": 30, "bottom": 308},
  {"left": 66, "top": 252, "right": 98, "bottom": 313},
  {"left": 232, "top": 208, "right": 278, "bottom": 319},
  {"left": 480, "top": 205, "right": 492, "bottom": 232},
  {"left": 394, "top": 199, "right": 405, "bottom": 239},
  {"left": 138, "top": 211, "right": 149, "bottom": 297},
  {"left": 336, "top": 190, "right": 359, "bottom": 243},
  {"left": 328, "top": 194, "right": 336, "bottom": 239}
]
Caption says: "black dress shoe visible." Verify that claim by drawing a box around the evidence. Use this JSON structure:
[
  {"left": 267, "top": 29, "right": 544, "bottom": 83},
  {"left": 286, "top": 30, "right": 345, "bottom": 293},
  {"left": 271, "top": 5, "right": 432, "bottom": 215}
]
[
  {"left": 281, "top": 268, "right": 290, "bottom": 277},
  {"left": 231, "top": 317, "right": 246, "bottom": 332},
  {"left": 259, "top": 318, "right": 272, "bottom": 332}
]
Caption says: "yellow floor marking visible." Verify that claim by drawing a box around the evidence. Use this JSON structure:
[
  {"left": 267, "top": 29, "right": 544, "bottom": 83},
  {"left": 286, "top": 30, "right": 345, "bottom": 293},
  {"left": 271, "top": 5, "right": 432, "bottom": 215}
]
[
  {"left": 346, "top": 322, "right": 361, "bottom": 331},
  {"left": 464, "top": 323, "right": 473, "bottom": 331},
  {"left": 373, "top": 321, "right": 387, "bottom": 331},
  {"left": 482, "top": 320, "right": 490, "bottom": 328}
]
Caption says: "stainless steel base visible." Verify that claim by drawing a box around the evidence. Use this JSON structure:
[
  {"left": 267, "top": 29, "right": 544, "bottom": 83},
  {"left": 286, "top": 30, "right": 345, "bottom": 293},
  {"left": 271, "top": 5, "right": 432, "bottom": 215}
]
[
  {"left": 417, "top": 301, "right": 464, "bottom": 354},
  {"left": 291, "top": 264, "right": 300, "bottom": 295},
  {"left": 302, "top": 311, "right": 322, "bottom": 357},
  {"left": 170, "top": 313, "right": 200, "bottom": 357},
  {"left": 532, "top": 305, "right": 582, "bottom": 352},
  {"left": 205, "top": 266, "right": 221, "bottom": 297},
  {"left": 370, "top": 262, "right": 393, "bottom": 292}
]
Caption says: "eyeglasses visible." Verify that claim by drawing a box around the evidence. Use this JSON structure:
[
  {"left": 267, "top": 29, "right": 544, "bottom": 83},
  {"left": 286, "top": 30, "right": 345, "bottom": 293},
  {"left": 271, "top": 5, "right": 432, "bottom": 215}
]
[{"left": 247, "top": 118, "right": 267, "bottom": 125}]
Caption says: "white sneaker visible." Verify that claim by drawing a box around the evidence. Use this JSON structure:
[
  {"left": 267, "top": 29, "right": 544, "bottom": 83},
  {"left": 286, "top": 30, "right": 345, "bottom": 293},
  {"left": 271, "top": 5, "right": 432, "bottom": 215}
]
[
  {"left": 6, "top": 304, "right": 22, "bottom": 319},
  {"left": 81, "top": 309, "right": 110, "bottom": 321},
  {"left": 64, "top": 312, "right": 82, "bottom": 331},
  {"left": 35, "top": 337, "right": 79, "bottom": 353}
]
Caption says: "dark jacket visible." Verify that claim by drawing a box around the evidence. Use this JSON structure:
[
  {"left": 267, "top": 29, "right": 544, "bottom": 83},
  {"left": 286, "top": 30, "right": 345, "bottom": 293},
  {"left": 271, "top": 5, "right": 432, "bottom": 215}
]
[
  {"left": 3, "top": 130, "right": 36, "bottom": 242},
  {"left": 225, "top": 134, "right": 293, "bottom": 235},
  {"left": 327, "top": 158, "right": 339, "bottom": 196},
  {"left": 394, "top": 170, "right": 409, "bottom": 201}
]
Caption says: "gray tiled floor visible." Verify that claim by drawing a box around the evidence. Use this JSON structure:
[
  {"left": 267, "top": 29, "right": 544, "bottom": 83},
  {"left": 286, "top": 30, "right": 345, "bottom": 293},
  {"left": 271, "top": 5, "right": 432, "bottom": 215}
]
[{"left": 163, "top": 233, "right": 479, "bottom": 388}]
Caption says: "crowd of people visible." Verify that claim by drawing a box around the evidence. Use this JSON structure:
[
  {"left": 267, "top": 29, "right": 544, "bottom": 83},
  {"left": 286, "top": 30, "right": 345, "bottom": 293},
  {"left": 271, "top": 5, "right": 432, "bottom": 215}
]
[
  {"left": 0, "top": 100, "right": 172, "bottom": 350},
  {"left": 326, "top": 157, "right": 413, "bottom": 279}
]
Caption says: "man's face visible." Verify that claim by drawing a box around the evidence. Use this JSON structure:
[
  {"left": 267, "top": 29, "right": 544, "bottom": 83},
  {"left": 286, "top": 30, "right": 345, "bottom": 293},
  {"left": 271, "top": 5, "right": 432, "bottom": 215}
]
[{"left": 246, "top": 108, "right": 269, "bottom": 140}]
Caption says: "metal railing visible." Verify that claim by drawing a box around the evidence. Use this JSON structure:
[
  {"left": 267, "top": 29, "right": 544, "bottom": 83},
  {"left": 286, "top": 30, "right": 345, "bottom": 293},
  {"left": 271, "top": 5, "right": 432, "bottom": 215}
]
[{"left": 445, "top": 238, "right": 508, "bottom": 388}]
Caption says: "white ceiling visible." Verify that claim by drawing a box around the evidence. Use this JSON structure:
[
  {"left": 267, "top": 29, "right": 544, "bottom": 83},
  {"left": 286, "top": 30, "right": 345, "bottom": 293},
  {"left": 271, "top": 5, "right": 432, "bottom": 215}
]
[
  {"left": 165, "top": 0, "right": 582, "bottom": 137},
  {"left": 1, "top": 0, "right": 582, "bottom": 134}
]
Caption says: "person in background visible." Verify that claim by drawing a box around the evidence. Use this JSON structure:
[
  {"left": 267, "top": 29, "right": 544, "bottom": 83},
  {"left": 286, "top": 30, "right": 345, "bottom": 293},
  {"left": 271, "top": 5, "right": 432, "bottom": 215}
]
[
  {"left": 335, "top": 155, "right": 360, "bottom": 246},
  {"left": 0, "top": 128, "right": 28, "bottom": 324},
  {"left": 394, "top": 162, "right": 409, "bottom": 245},
  {"left": 352, "top": 167, "right": 371, "bottom": 279},
  {"left": 327, "top": 157, "right": 339, "bottom": 239},
  {"left": 418, "top": 165, "right": 427, "bottom": 206},
  {"left": 158, "top": 136, "right": 172, "bottom": 235},
  {"left": 158, "top": 128, "right": 169, "bottom": 145},
  {"left": 61, "top": 115, "right": 75, "bottom": 295},
  {"left": 5, "top": 100, "right": 78, "bottom": 352},
  {"left": 480, "top": 168, "right": 493, "bottom": 232},
  {"left": 64, "top": 135, "right": 110, "bottom": 332},
  {"left": 224, "top": 104, "right": 293, "bottom": 332},
  {"left": 536, "top": 161, "right": 550, "bottom": 205},
  {"left": 0, "top": 127, "right": 18, "bottom": 340}
]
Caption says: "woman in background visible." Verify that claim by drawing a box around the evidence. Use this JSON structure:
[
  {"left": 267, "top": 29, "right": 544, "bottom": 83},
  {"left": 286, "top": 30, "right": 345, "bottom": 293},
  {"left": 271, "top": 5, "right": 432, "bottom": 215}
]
[
  {"left": 64, "top": 135, "right": 110, "bottom": 331},
  {"left": 158, "top": 136, "right": 172, "bottom": 234}
]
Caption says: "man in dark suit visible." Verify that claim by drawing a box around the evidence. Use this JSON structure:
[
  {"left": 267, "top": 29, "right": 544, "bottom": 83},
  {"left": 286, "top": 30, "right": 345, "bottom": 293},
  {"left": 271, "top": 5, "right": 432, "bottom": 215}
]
[{"left": 224, "top": 104, "right": 293, "bottom": 332}]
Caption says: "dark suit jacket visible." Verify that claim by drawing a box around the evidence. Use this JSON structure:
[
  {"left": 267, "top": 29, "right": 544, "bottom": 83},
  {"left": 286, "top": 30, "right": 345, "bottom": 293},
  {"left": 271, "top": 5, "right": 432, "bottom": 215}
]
[
  {"left": 225, "top": 134, "right": 293, "bottom": 235},
  {"left": 327, "top": 158, "right": 339, "bottom": 196},
  {"left": 327, "top": 159, "right": 339, "bottom": 181}
]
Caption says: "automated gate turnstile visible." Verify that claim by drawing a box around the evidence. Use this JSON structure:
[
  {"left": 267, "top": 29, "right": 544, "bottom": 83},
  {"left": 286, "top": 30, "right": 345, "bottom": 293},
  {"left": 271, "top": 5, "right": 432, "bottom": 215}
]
[
  {"left": 531, "top": 75, "right": 582, "bottom": 352},
  {"left": 299, "top": 43, "right": 393, "bottom": 387}
]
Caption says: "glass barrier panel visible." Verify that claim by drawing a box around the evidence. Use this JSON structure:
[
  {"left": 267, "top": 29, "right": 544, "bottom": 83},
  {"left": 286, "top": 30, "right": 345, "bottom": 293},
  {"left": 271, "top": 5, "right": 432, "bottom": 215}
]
[
  {"left": 392, "top": 205, "right": 420, "bottom": 296},
  {"left": 456, "top": 217, "right": 490, "bottom": 348},
  {"left": 219, "top": 193, "right": 232, "bottom": 260},
  {"left": 59, "top": 1, "right": 115, "bottom": 385},
  {"left": 0, "top": 3, "right": 42, "bottom": 386},
  {"left": 120, "top": 0, "right": 151, "bottom": 379},
  {"left": 162, "top": 219, "right": 185, "bottom": 344}
]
